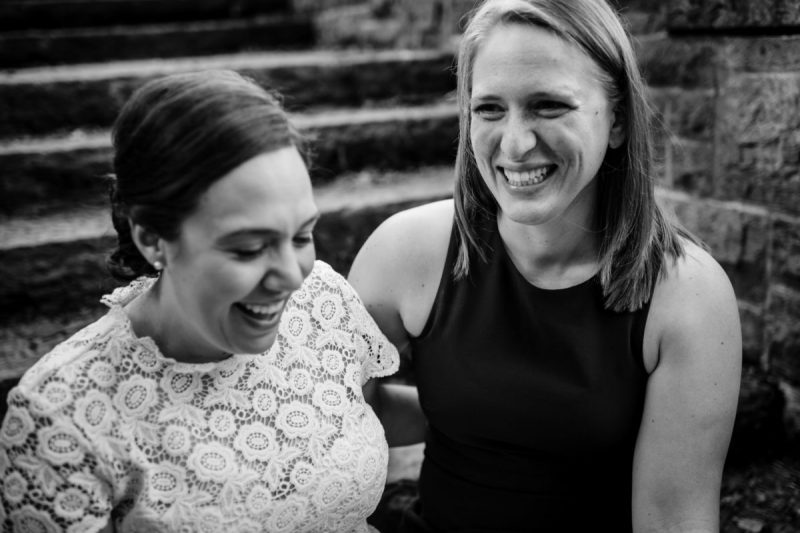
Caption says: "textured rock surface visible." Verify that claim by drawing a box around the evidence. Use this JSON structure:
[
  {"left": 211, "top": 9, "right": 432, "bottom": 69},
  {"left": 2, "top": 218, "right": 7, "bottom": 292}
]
[
  {"left": 0, "top": 49, "right": 456, "bottom": 138},
  {"left": 0, "top": 14, "right": 315, "bottom": 68},
  {"left": 669, "top": 0, "right": 800, "bottom": 31}
]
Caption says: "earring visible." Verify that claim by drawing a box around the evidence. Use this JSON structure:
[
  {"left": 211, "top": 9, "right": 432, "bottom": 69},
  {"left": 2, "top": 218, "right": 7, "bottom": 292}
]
[{"left": 153, "top": 260, "right": 164, "bottom": 271}]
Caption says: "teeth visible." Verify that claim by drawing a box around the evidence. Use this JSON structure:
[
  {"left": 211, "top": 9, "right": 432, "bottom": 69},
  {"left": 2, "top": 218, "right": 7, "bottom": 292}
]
[
  {"left": 241, "top": 301, "right": 284, "bottom": 317},
  {"left": 503, "top": 167, "right": 551, "bottom": 186}
]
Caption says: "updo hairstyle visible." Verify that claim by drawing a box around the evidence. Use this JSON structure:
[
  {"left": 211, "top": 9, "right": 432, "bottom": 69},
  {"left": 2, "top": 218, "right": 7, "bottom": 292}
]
[{"left": 107, "top": 69, "right": 304, "bottom": 281}]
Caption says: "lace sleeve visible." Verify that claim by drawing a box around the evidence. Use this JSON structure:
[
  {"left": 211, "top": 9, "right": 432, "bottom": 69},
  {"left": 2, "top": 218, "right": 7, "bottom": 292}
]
[
  {"left": 0, "top": 386, "right": 113, "bottom": 532},
  {"left": 312, "top": 262, "right": 400, "bottom": 384}
]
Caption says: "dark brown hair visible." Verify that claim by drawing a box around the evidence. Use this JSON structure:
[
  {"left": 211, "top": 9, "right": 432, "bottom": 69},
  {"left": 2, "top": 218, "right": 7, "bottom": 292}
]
[{"left": 107, "top": 70, "right": 305, "bottom": 281}]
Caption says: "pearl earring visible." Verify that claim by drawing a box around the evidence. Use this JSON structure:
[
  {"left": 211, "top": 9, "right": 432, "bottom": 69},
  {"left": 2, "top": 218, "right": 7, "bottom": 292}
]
[{"left": 153, "top": 260, "right": 164, "bottom": 271}]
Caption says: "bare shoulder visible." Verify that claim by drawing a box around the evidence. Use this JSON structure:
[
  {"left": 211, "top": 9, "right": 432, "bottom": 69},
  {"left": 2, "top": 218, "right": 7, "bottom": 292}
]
[
  {"left": 348, "top": 199, "right": 454, "bottom": 341},
  {"left": 654, "top": 240, "right": 736, "bottom": 316},
  {"left": 633, "top": 239, "right": 743, "bottom": 530},
  {"left": 361, "top": 198, "right": 452, "bottom": 255},
  {"left": 646, "top": 239, "right": 741, "bottom": 369}
]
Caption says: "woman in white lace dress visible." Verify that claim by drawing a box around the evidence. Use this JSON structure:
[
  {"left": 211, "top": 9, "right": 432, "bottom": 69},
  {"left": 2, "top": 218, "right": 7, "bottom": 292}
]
[{"left": 0, "top": 70, "right": 398, "bottom": 532}]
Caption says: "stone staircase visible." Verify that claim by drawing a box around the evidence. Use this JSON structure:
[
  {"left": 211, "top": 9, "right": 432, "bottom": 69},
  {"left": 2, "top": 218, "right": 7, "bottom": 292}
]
[
  {"left": 0, "top": 0, "right": 314, "bottom": 67},
  {"left": 0, "top": 0, "right": 459, "bottom": 407}
]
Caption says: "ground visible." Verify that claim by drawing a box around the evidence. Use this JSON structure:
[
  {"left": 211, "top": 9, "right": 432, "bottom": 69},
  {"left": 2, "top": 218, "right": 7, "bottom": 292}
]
[
  {"left": 721, "top": 452, "right": 800, "bottom": 533},
  {"left": 373, "top": 444, "right": 800, "bottom": 532}
]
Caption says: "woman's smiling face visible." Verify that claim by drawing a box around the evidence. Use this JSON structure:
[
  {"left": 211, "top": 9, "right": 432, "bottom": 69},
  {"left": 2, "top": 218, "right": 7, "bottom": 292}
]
[
  {"left": 158, "top": 146, "right": 318, "bottom": 361},
  {"left": 469, "top": 22, "right": 624, "bottom": 228}
]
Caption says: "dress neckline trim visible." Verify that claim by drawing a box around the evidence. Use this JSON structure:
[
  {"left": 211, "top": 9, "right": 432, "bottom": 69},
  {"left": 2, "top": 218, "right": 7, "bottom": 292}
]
[{"left": 100, "top": 276, "right": 259, "bottom": 371}]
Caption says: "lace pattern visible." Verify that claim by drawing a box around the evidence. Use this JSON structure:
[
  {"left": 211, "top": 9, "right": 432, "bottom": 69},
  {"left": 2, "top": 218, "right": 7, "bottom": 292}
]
[{"left": 0, "top": 261, "right": 399, "bottom": 532}]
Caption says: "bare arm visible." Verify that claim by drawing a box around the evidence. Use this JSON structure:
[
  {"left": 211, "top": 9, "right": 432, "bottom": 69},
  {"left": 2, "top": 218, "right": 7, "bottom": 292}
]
[
  {"left": 633, "top": 245, "right": 742, "bottom": 533},
  {"left": 363, "top": 380, "right": 426, "bottom": 446},
  {"left": 352, "top": 200, "right": 453, "bottom": 448}
]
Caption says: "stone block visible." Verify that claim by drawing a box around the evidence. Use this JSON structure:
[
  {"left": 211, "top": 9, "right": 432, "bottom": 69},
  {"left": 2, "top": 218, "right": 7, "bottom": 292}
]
[
  {"left": 619, "top": 8, "right": 667, "bottom": 36},
  {"left": 0, "top": 14, "right": 315, "bottom": 68},
  {"left": 669, "top": 0, "right": 800, "bottom": 31},
  {"left": 635, "top": 35, "right": 719, "bottom": 88},
  {"left": 716, "top": 73, "right": 800, "bottom": 217},
  {"left": 670, "top": 138, "right": 715, "bottom": 196},
  {"left": 649, "top": 87, "right": 716, "bottom": 141},
  {"left": 738, "top": 303, "right": 765, "bottom": 366},
  {"left": 291, "top": 0, "right": 364, "bottom": 14},
  {"left": 0, "top": 105, "right": 459, "bottom": 216},
  {"left": 659, "top": 193, "right": 770, "bottom": 303},
  {"left": 0, "top": 237, "right": 119, "bottom": 325},
  {"left": 311, "top": 0, "right": 474, "bottom": 49},
  {"left": 313, "top": 4, "right": 403, "bottom": 48},
  {"left": 0, "top": 50, "right": 456, "bottom": 138},
  {"left": 0, "top": 79, "right": 130, "bottom": 139},
  {"left": 765, "top": 284, "right": 800, "bottom": 385},
  {"left": 616, "top": 0, "right": 665, "bottom": 13},
  {"left": 243, "top": 51, "right": 456, "bottom": 113},
  {"left": 778, "top": 380, "right": 800, "bottom": 444},
  {"left": 725, "top": 36, "right": 800, "bottom": 73},
  {"left": 727, "top": 365, "right": 787, "bottom": 463},
  {"left": 306, "top": 111, "right": 459, "bottom": 181},
  {"left": 772, "top": 216, "right": 800, "bottom": 290},
  {"left": 0, "top": 145, "right": 112, "bottom": 216},
  {"left": 0, "top": 0, "right": 291, "bottom": 31}
]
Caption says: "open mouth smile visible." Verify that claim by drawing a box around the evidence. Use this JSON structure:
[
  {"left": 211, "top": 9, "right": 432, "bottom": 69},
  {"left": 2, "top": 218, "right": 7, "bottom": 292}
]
[
  {"left": 235, "top": 301, "right": 286, "bottom": 324},
  {"left": 500, "top": 165, "right": 557, "bottom": 187}
]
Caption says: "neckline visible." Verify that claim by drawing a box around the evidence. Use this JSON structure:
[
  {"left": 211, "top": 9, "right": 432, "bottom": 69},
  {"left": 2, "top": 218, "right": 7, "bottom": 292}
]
[
  {"left": 102, "top": 278, "right": 260, "bottom": 371},
  {"left": 492, "top": 222, "right": 600, "bottom": 293}
]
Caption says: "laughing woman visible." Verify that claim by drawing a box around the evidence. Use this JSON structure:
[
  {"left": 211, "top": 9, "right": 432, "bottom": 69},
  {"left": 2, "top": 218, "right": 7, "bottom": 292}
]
[
  {"left": 349, "top": 0, "right": 742, "bottom": 531},
  {"left": 0, "top": 71, "right": 398, "bottom": 532}
]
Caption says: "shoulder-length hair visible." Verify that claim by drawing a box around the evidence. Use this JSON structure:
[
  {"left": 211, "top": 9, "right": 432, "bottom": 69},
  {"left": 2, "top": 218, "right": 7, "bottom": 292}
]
[{"left": 452, "top": 0, "right": 696, "bottom": 312}]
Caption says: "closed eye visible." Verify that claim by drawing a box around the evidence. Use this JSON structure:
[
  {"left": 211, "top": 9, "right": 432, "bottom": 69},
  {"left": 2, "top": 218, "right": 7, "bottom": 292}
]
[
  {"left": 230, "top": 246, "right": 269, "bottom": 260},
  {"left": 533, "top": 100, "right": 572, "bottom": 117},
  {"left": 471, "top": 102, "right": 505, "bottom": 120},
  {"left": 293, "top": 232, "right": 314, "bottom": 247}
]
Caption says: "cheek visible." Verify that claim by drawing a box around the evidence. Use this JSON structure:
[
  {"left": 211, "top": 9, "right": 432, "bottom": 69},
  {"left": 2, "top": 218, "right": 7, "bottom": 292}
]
[
  {"left": 299, "top": 245, "right": 316, "bottom": 279},
  {"left": 198, "top": 263, "right": 261, "bottom": 305},
  {"left": 469, "top": 121, "right": 491, "bottom": 157}
]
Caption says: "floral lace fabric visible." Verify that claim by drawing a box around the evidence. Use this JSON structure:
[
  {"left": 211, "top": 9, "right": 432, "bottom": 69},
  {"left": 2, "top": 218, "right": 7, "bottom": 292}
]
[{"left": 0, "top": 261, "right": 399, "bottom": 532}]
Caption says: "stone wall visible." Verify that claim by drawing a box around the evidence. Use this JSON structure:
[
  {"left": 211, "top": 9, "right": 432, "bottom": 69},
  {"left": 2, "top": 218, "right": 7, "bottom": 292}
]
[
  {"left": 658, "top": 0, "right": 800, "bottom": 442},
  {"left": 298, "top": 0, "right": 800, "bottom": 443}
]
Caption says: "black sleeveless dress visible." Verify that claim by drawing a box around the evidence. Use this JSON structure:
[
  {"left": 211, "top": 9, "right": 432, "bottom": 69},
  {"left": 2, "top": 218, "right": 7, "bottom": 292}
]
[{"left": 403, "top": 221, "right": 650, "bottom": 532}]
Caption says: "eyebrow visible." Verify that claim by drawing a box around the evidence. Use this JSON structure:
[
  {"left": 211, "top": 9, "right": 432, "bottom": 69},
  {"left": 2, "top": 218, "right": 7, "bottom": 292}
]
[
  {"left": 218, "top": 212, "right": 321, "bottom": 240},
  {"left": 471, "top": 88, "right": 578, "bottom": 102}
]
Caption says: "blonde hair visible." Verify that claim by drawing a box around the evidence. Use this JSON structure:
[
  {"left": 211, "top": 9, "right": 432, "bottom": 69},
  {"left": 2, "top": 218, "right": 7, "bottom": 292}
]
[{"left": 452, "top": 0, "right": 696, "bottom": 311}]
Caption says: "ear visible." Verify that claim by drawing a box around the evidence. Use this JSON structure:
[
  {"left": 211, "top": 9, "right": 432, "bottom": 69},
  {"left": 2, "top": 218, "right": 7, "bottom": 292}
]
[
  {"left": 130, "top": 220, "right": 166, "bottom": 269},
  {"left": 608, "top": 106, "right": 625, "bottom": 149}
]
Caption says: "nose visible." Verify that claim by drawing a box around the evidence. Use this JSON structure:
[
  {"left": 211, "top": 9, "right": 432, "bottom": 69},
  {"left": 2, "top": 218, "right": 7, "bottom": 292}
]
[
  {"left": 500, "top": 112, "right": 536, "bottom": 160},
  {"left": 262, "top": 243, "right": 306, "bottom": 292}
]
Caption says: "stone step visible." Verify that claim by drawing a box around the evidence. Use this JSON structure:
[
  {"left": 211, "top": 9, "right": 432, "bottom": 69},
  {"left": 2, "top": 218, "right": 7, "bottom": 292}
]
[
  {"left": 0, "top": 102, "right": 459, "bottom": 216},
  {"left": 0, "top": 0, "right": 291, "bottom": 31},
  {"left": 0, "top": 48, "right": 457, "bottom": 139},
  {"left": 0, "top": 13, "right": 315, "bottom": 68},
  {"left": 0, "top": 165, "right": 455, "bottom": 329}
]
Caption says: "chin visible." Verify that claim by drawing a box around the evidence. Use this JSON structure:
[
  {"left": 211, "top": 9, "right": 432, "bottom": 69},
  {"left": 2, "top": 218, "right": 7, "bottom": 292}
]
[{"left": 500, "top": 205, "right": 555, "bottom": 226}]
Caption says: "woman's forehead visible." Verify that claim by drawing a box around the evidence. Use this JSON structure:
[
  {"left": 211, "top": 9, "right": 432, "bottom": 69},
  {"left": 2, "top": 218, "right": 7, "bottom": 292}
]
[
  {"left": 184, "top": 148, "right": 316, "bottom": 236},
  {"left": 470, "top": 23, "right": 607, "bottom": 97}
]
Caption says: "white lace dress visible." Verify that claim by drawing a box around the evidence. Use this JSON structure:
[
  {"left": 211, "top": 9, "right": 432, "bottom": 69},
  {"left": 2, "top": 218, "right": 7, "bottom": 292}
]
[{"left": 0, "top": 261, "right": 399, "bottom": 533}]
